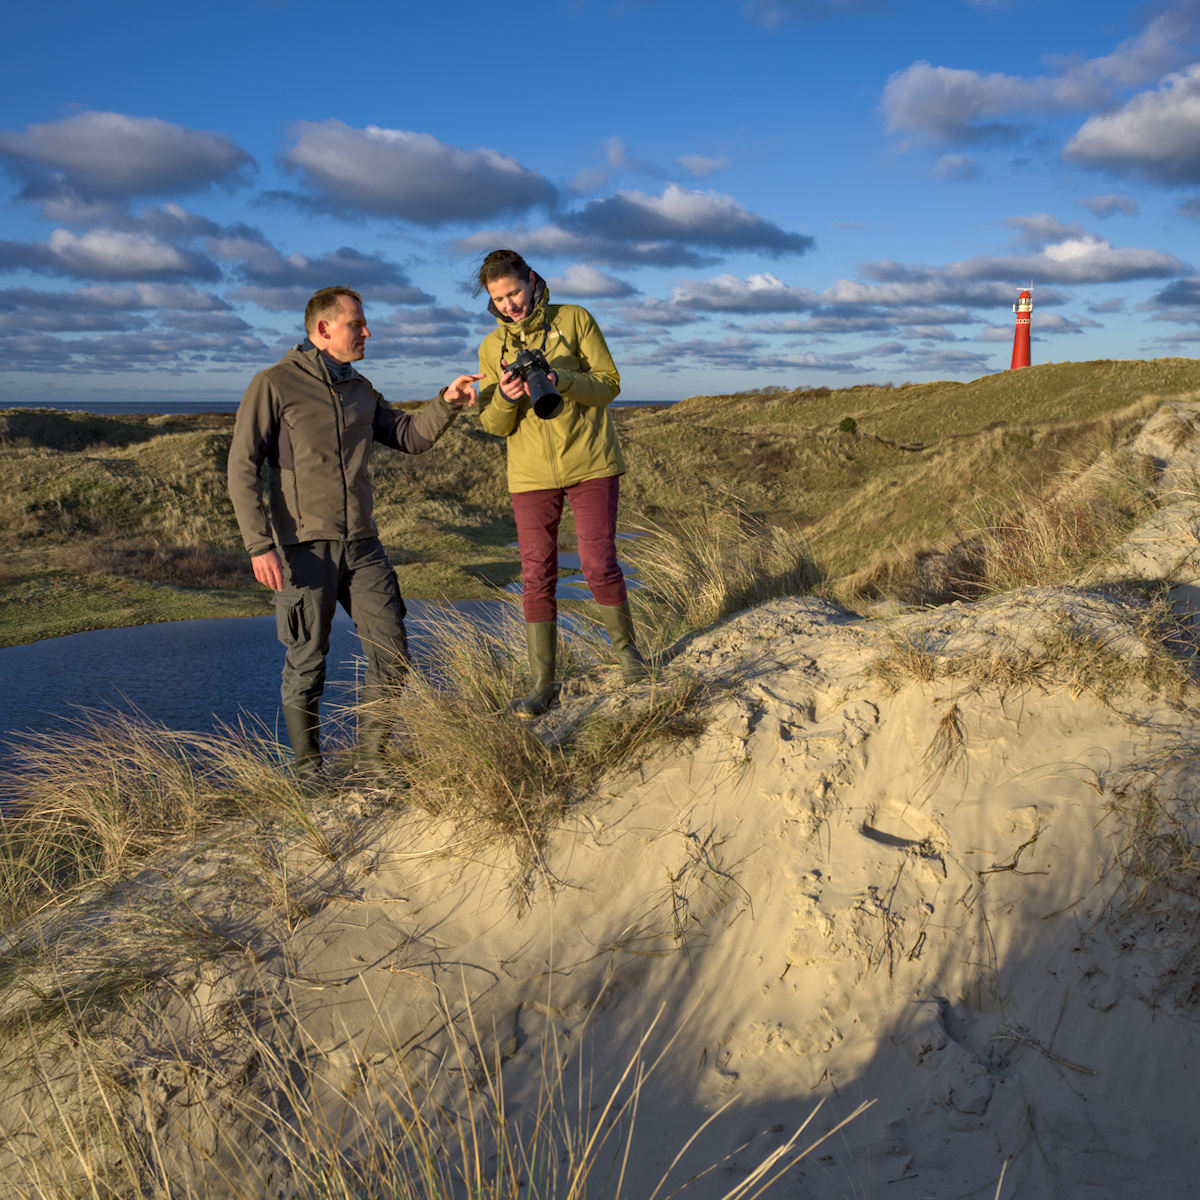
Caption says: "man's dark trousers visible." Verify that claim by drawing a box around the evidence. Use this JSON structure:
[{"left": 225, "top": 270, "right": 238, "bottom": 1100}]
[{"left": 275, "top": 537, "right": 409, "bottom": 770}]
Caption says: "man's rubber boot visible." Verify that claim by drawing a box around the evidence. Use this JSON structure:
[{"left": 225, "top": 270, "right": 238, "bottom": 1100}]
[
  {"left": 283, "top": 703, "right": 326, "bottom": 795},
  {"left": 599, "top": 601, "right": 649, "bottom": 684},
  {"left": 355, "top": 683, "right": 399, "bottom": 787},
  {"left": 513, "top": 621, "right": 560, "bottom": 719}
]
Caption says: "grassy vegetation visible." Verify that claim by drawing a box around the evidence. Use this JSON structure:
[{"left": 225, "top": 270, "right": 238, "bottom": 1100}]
[
  {"left": 3, "top": 356, "right": 1198, "bottom": 645},
  {"left": 867, "top": 589, "right": 1200, "bottom": 711},
  {"left": 1, "top": 358, "right": 1196, "bottom": 1196},
  {"left": 0, "top": 596, "right": 711, "bottom": 930},
  {"left": 0, "top": 958, "right": 870, "bottom": 1199},
  {"left": 615, "top": 357, "right": 1191, "bottom": 602},
  {"left": 625, "top": 508, "right": 822, "bottom": 643},
  {"left": 0, "top": 577, "right": 814, "bottom": 1196}
]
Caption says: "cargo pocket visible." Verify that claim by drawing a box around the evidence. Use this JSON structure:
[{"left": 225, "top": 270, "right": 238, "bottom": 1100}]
[
  {"left": 275, "top": 593, "right": 310, "bottom": 649},
  {"left": 389, "top": 567, "right": 407, "bottom": 622}
]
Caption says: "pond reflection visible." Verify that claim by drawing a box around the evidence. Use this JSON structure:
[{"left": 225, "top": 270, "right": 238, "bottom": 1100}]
[
  {"left": 0, "top": 536, "right": 651, "bottom": 765},
  {"left": 0, "top": 600, "right": 505, "bottom": 762}
]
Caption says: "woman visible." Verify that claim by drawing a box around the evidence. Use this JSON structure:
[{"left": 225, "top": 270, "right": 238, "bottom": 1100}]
[{"left": 475, "top": 249, "right": 646, "bottom": 718}]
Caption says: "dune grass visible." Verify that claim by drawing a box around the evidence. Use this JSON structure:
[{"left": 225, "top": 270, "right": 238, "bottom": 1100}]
[
  {"left": 621, "top": 508, "right": 822, "bottom": 642},
  {"left": 0, "top": 599, "right": 708, "bottom": 935},
  {"left": 0, "top": 579, "right": 857, "bottom": 1197},
  {"left": 0, "top": 489, "right": 816, "bottom": 948},
  {"left": 867, "top": 587, "right": 1200, "bottom": 711},
  {"left": 349, "top": 601, "right": 711, "bottom": 870},
  {"left": 0, "top": 504, "right": 754, "bottom": 1181},
  {"left": 0, "top": 959, "right": 873, "bottom": 1200}
]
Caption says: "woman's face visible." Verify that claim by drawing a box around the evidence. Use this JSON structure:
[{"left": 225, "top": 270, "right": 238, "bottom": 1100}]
[{"left": 487, "top": 272, "right": 536, "bottom": 322}]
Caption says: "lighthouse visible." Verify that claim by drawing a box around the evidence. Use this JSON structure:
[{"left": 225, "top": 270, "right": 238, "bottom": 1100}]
[{"left": 1010, "top": 289, "right": 1032, "bottom": 370}]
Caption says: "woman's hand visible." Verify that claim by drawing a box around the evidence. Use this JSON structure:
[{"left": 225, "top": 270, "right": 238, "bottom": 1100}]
[
  {"left": 499, "top": 362, "right": 559, "bottom": 403},
  {"left": 498, "top": 362, "right": 526, "bottom": 403},
  {"left": 444, "top": 373, "right": 483, "bottom": 407}
]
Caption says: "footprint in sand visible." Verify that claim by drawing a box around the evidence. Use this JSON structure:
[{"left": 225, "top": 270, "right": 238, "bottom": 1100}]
[{"left": 859, "top": 798, "right": 948, "bottom": 852}]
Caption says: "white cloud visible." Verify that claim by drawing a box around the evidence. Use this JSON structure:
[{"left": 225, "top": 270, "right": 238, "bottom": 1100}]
[
  {"left": 569, "top": 137, "right": 664, "bottom": 195},
  {"left": 883, "top": 6, "right": 1200, "bottom": 147},
  {"left": 572, "top": 185, "right": 813, "bottom": 255},
  {"left": 902, "top": 325, "right": 956, "bottom": 341},
  {"left": 908, "top": 347, "right": 995, "bottom": 374},
  {"left": 855, "top": 217, "right": 1186, "bottom": 289},
  {"left": 1065, "top": 63, "right": 1200, "bottom": 184},
  {"left": 570, "top": 166, "right": 609, "bottom": 194},
  {"left": 882, "top": 62, "right": 1063, "bottom": 145},
  {"left": 547, "top": 265, "right": 637, "bottom": 299},
  {"left": 1078, "top": 194, "right": 1138, "bottom": 218},
  {"left": 1145, "top": 275, "right": 1200, "bottom": 311},
  {"left": 934, "top": 154, "right": 978, "bottom": 182},
  {"left": 49, "top": 229, "right": 194, "bottom": 276},
  {"left": 823, "top": 275, "right": 1023, "bottom": 308},
  {"left": 0, "top": 111, "right": 253, "bottom": 216},
  {"left": 613, "top": 298, "right": 704, "bottom": 327},
  {"left": 950, "top": 235, "right": 1185, "bottom": 284},
  {"left": 978, "top": 324, "right": 1015, "bottom": 343},
  {"left": 205, "top": 229, "right": 434, "bottom": 304},
  {"left": 678, "top": 153, "right": 732, "bottom": 177},
  {"left": 0, "top": 327, "right": 272, "bottom": 372},
  {"left": 1033, "top": 312, "right": 1103, "bottom": 333},
  {"left": 1064, "top": 3, "right": 1200, "bottom": 90},
  {"left": 740, "top": 0, "right": 886, "bottom": 30},
  {"left": 670, "top": 272, "right": 820, "bottom": 312},
  {"left": 76, "top": 283, "right": 229, "bottom": 310},
  {"left": 0, "top": 228, "right": 218, "bottom": 281},
  {"left": 747, "top": 314, "right": 894, "bottom": 334},
  {"left": 281, "top": 121, "right": 557, "bottom": 225},
  {"left": 458, "top": 185, "right": 813, "bottom": 267}
]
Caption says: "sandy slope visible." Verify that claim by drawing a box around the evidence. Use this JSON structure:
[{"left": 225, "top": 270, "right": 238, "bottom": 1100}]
[{"left": 6, "top": 405, "right": 1200, "bottom": 1198}]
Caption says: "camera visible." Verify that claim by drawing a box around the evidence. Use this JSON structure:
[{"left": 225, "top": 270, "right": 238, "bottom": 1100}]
[{"left": 507, "top": 348, "right": 563, "bottom": 420}]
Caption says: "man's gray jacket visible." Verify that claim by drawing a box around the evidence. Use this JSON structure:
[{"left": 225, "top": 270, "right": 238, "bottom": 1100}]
[{"left": 228, "top": 345, "right": 459, "bottom": 557}]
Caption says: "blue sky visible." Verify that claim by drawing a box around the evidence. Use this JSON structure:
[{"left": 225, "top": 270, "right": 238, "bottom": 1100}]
[{"left": 4, "top": 0, "right": 1200, "bottom": 406}]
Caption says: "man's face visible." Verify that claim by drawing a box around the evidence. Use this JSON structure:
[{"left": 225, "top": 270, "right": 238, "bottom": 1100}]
[
  {"left": 486, "top": 273, "right": 536, "bottom": 323},
  {"left": 318, "top": 295, "right": 370, "bottom": 362}
]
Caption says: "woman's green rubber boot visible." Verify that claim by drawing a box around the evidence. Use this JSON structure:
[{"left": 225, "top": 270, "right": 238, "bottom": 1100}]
[
  {"left": 600, "top": 600, "right": 649, "bottom": 683},
  {"left": 514, "top": 621, "right": 561, "bottom": 719}
]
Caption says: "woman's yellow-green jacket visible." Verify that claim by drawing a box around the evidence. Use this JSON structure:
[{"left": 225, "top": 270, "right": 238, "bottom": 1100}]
[{"left": 477, "top": 280, "right": 626, "bottom": 493}]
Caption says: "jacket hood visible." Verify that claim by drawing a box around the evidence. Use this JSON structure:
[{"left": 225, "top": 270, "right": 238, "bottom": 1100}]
[{"left": 486, "top": 273, "right": 549, "bottom": 328}]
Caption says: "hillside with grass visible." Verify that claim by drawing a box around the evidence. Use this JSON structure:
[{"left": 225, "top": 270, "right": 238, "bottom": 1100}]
[
  {"left": 3, "top": 390, "right": 1200, "bottom": 1195},
  {"left": 3, "top": 356, "right": 1198, "bottom": 646}
]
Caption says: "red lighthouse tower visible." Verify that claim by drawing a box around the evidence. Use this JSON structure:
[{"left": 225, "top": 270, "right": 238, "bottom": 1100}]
[{"left": 1010, "top": 288, "right": 1032, "bottom": 370}]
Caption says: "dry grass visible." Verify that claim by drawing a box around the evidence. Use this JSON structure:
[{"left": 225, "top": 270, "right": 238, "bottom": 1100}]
[
  {"left": 868, "top": 591, "right": 1200, "bottom": 712},
  {"left": 624, "top": 508, "right": 822, "bottom": 644},
  {"left": 0, "top": 972, "right": 872, "bottom": 1199},
  {"left": 51, "top": 543, "right": 253, "bottom": 590},
  {"left": 0, "top": 711, "right": 360, "bottom": 931},
  {"left": 947, "top": 448, "right": 1160, "bottom": 599},
  {"left": 372, "top": 604, "right": 708, "bottom": 859},
  {"left": 1099, "top": 775, "right": 1200, "bottom": 1010},
  {"left": 0, "top": 604, "right": 713, "bottom": 936},
  {"left": 1112, "top": 787, "right": 1200, "bottom": 906},
  {"left": 0, "top": 712, "right": 219, "bottom": 924}
]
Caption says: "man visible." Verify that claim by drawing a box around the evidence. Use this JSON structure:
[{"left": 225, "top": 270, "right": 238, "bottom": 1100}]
[{"left": 228, "top": 285, "right": 481, "bottom": 788}]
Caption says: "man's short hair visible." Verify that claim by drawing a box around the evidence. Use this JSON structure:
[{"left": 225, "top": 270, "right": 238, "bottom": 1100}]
[{"left": 304, "top": 286, "right": 363, "bottom": 335}]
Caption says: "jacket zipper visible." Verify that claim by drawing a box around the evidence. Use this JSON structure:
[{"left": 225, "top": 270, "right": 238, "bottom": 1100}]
[{"left": 330, "top": 384, "right": 349, "bottom": 537}]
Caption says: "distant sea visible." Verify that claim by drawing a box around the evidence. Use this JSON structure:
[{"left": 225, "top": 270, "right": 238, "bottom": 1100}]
[{"left": 1, "top": 397, "right": 671, "bottom": 416}]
